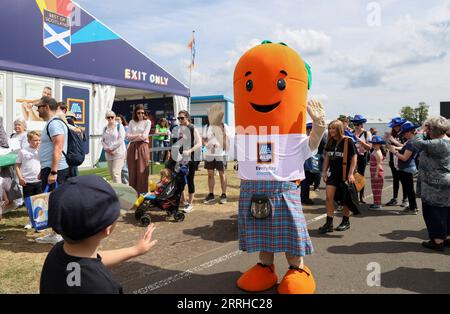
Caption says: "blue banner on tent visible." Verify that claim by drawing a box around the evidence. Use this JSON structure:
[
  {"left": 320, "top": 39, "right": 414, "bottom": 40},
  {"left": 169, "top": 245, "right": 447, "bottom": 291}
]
[
  {"left": 62, "top": 85, "right": 89, "bottom": 154},
  {"left": 0, "top": 0, "right": 189, "bottom": 97}
]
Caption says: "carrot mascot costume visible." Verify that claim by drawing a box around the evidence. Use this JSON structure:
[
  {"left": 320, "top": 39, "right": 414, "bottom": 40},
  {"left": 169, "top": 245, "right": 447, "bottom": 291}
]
[{"left": 234, "top": 41, "right": 326, "bottom": 294}]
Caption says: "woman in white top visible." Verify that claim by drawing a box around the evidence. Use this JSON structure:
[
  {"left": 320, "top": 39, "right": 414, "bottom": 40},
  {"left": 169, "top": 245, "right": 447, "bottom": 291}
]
[
  {"left": 126, "top": 105, "right": 151, "bottom": 194},
  {"left": 10, "top": 119, "right": 29, "bottom": 151},
  {"left": 102, "top": 110, "right": 126, "bottom": 184}
]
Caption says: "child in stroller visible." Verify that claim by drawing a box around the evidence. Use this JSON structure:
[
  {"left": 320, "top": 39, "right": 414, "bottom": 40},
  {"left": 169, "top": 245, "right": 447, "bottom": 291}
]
[{"left": 134, "top": 162, "right": 188, "bottom": 226}]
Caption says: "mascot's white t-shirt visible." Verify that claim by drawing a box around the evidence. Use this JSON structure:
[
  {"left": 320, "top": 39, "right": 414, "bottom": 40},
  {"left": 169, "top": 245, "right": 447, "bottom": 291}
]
[{"left": 236, "top": 134, "right": 314, "bottom": 181}]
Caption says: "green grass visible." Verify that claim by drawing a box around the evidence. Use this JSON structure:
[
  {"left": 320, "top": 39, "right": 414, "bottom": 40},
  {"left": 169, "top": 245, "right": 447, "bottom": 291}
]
[
  {"left": 0, "top": 166, "right": 240, "bottom": 293},
  {"left": 79, "top": 162, "right": 166, "bottom": 181},
  {"left": 79, "top": 167, "right": 112, "bottom": 181}
]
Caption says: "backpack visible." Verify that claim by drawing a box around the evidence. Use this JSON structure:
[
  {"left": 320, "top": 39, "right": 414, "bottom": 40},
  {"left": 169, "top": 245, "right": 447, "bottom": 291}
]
[{"left": 47, "top": 118, "right": 85, "bottom": 167}]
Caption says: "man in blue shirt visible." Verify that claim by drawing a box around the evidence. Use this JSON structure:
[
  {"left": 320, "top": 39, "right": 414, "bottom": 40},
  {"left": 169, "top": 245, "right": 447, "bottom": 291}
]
[
  {"left": 35, "top": 96, "right": 69, "bottom": 245},
  {"left": 36, "top": 96, "right": 69, "bottom": 188}
]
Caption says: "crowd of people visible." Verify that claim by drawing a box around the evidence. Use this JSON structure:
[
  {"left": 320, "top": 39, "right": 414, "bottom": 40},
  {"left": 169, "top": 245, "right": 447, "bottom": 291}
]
[
  {"left": 299, "top": 114, "right": 450, "bottom": 253},
  {"left": 0, "top": 87, "right": 88, "bottom": 243},
  {"left": 101, "top": 105, "right": 231, "bottom": 213},
  {"left": 0, "top": 92, "right": 449, "bottom": 293}
]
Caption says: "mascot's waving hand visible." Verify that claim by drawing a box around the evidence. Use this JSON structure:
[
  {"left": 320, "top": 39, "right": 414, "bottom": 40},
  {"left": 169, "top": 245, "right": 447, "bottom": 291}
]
[{"left": 233, "top": 41, "right": 326, "bottom": 294}]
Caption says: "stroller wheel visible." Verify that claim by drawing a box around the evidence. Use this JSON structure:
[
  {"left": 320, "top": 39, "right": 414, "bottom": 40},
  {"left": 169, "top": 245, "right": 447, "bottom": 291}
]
[
  {"left": 140, "top": 214, "right": 152, "bottom": 227},
  {"left": 174, "top": 212, "right": 185, "bottom": 222},
  {"left": 135, "top": 208, "right": 144, "bottom": 221}
]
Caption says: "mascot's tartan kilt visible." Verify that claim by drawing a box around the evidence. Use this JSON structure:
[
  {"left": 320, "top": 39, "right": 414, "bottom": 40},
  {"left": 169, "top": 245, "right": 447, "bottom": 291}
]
[{"left": 238, "top": 180, "right": 314, "bottom": 257}]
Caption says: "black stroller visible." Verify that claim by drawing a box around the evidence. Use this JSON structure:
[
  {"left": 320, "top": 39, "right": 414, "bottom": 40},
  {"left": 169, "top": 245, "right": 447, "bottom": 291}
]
[{"left": 134, "top": 160, "right": 189, "bottom": 226}]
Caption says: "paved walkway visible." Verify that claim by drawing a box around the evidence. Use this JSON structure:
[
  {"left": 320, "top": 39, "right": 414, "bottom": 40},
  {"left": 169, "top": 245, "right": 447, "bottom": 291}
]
[{"left": 102, "top": 165, "right": 450, "bottom": 294}]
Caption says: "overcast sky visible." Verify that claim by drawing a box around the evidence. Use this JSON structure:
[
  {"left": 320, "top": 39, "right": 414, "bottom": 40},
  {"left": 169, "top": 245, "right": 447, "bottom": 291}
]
[{"left": 76, "top": 0, "right": 450, "bottom": 120}]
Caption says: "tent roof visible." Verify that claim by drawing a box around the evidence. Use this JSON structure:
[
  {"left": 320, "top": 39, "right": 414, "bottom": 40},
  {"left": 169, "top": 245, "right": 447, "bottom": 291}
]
[{"left": 0, "top": 0, "right": 189, "bottom": 97}]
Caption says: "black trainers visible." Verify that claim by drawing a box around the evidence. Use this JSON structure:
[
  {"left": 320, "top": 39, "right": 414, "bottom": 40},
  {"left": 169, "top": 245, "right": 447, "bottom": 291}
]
[
  {"left": 302, "top": 199, "right": 315, "bottom": 205},
  {"left": 219, "top": 194, "right": 228, "bottom": 204},
  {"left": 203, "top": 193, "right": 215, "bottom": 204},
  {"left": 385, "top": 198, "right": 398, "bottom": 206},
  {"left": 422, "top": 241, "right": 444, "bottom": 252},
  {"left": 319, "top": 217, "right": 334, "bottom": 234},
  {"left": 335, "top": 218, "right": 350, "bottom": 231}
]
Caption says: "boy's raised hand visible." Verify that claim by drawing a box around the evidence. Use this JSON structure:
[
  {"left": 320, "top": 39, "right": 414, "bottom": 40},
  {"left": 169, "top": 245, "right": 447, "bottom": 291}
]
[{"left": 134, "top": 223, "right": 158, "bottom": 256}]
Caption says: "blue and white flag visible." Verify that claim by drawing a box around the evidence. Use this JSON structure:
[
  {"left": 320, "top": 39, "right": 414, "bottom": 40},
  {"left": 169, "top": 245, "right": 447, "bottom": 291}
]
[{"left": 43, "top": 9, "right": 71, "bottom": 58}]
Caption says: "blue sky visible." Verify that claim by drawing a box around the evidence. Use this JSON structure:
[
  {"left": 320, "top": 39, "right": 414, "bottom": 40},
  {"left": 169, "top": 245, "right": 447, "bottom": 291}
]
[{"left": 76, "top": 0, "right": 450, "bottom": 120}]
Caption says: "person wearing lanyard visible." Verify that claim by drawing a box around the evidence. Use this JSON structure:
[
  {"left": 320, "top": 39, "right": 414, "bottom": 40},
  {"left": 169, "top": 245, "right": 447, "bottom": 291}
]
[{"left": 320, "top": 120, "right": 358, "bottom": 233}]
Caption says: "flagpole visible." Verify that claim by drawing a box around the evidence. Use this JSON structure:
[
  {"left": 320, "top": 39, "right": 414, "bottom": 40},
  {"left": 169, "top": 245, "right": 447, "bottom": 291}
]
[{"left": 188, "top": 30, "right": 195, "bottom": 113}]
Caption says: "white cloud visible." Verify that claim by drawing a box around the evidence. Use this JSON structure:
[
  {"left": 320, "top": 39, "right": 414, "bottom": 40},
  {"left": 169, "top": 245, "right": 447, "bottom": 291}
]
[
  {"left": 75, "top": 0, "right": 450, "bottom": 120},
  {"left": 327, "top": 52, "right": 385, "bottom": 88},
  {"left": 145, "top": 42, "right": 187, "bottom": 58},
  {"left": 273, "top": 27, "right": 332, "bottom": 57},
  {"left": 380, "top": 14, "right": 450, "bottom": 68}
]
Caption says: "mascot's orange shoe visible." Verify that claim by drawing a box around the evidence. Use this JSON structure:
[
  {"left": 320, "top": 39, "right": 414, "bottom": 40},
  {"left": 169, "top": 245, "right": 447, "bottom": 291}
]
[
  {"left": 277, "top": 265, "right": 316, "bottom": 294},
  {"left": 237, "top": 263, "right": 278, "bottom": 292}
]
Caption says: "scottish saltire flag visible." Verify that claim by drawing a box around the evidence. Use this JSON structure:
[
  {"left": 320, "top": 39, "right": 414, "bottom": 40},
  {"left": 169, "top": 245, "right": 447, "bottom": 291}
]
[
  {"left": 43, "top": 9, "right": 71, "bottom": 58},
  {"left": 188, "top": 32, "right": 196, "bottom": 68}
]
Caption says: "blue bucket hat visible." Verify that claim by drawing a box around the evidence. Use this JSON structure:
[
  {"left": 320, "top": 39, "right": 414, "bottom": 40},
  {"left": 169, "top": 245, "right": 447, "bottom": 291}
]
[
  {"left": 388, "top": 117, "right": 407, "bottom": 128},
  {"left": 398, "top": 121, "right": 420, "bottom": 135},
  {"left": 351, "top": 115, "right": 367, "bottom": 124},
  {"left": 369, "top": 135, "right": 386, "bottom": 145},
  {"left": 306, "top": 122, "right": 313, "bottom": 129}
]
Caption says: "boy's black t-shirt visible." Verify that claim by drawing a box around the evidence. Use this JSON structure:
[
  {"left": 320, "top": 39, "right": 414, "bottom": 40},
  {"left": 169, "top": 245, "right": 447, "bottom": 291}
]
[
  {"left": 40, "top": 241, "right": 123, "bottom": 294},
  {"left": 326, "top": 138, "right": 357, "bottom": 180}
]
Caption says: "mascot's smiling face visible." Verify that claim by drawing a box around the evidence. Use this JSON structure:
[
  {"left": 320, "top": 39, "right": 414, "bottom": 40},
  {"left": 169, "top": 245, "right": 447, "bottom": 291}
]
[{"left": 234, "top": 42, "right": 310, "bottom": 135}]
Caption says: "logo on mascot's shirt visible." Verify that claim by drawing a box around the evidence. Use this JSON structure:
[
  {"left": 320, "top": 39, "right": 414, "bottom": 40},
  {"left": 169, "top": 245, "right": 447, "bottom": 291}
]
[{"left": 257, "top": 142, "right": 273, "bottom": 164}]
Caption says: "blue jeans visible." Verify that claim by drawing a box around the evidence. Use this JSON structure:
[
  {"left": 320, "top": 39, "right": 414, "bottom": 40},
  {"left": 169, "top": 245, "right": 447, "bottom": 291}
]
[
  {"left": 121, "top": 161, "right": 129, "bottom": 185},
  {"left": 154, "top": 140, "right": 169, "bottom": 162}
]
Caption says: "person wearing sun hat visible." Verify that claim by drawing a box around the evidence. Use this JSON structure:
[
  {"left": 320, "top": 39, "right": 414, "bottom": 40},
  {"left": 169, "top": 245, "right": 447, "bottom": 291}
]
[
  {"left": 351, "top": 115, "right": 372, "bottom": 204},
  {"left": 385, "top": 117, "right": 408, "bottom": 207},
  {"left": 368, "top": 135, "right": 386, "bottom": 210},
  {"left": 388, "top": 121, "right": 420, "bottom": 215},
  {"left": 338, "top": 116, "right": 357, "bottom": 142}
]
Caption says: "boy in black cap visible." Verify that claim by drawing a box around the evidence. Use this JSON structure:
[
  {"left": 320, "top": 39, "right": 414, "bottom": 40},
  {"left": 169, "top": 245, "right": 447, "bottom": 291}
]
[{"left": 40, "top": 175, "right": 157, "bottom": 294}]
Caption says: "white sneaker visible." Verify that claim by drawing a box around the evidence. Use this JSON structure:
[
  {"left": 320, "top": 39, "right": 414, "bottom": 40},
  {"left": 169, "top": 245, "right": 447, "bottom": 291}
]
[
  {"left": 400, "top": 207, "right": 419, "bottom": 215},
  {"left": 182, "top": 204, "right": 194, "bottom": 213},
  {"left": 24, "top": 223, "right": 32, "bottom": 230},
  {"left": 14, "top": 199, "right": 24, "bottom": 207},
  {"left": 401, "top": 200, "right": 409, "bottom": 207},
  {"left": 36, "top": 233, "right": 63, "bottom": 244}
]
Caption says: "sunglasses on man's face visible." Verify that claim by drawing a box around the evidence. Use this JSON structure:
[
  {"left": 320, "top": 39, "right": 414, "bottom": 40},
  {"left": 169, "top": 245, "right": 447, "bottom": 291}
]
[
  {"left": 354, "top": 123, "right": 362, "bottom": 126},
  {"left": 177, "top": 117, "right": 186, "bottom": 121},
  {"left": 106, "top": 116, "right": 115, "bottom": 120}
]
